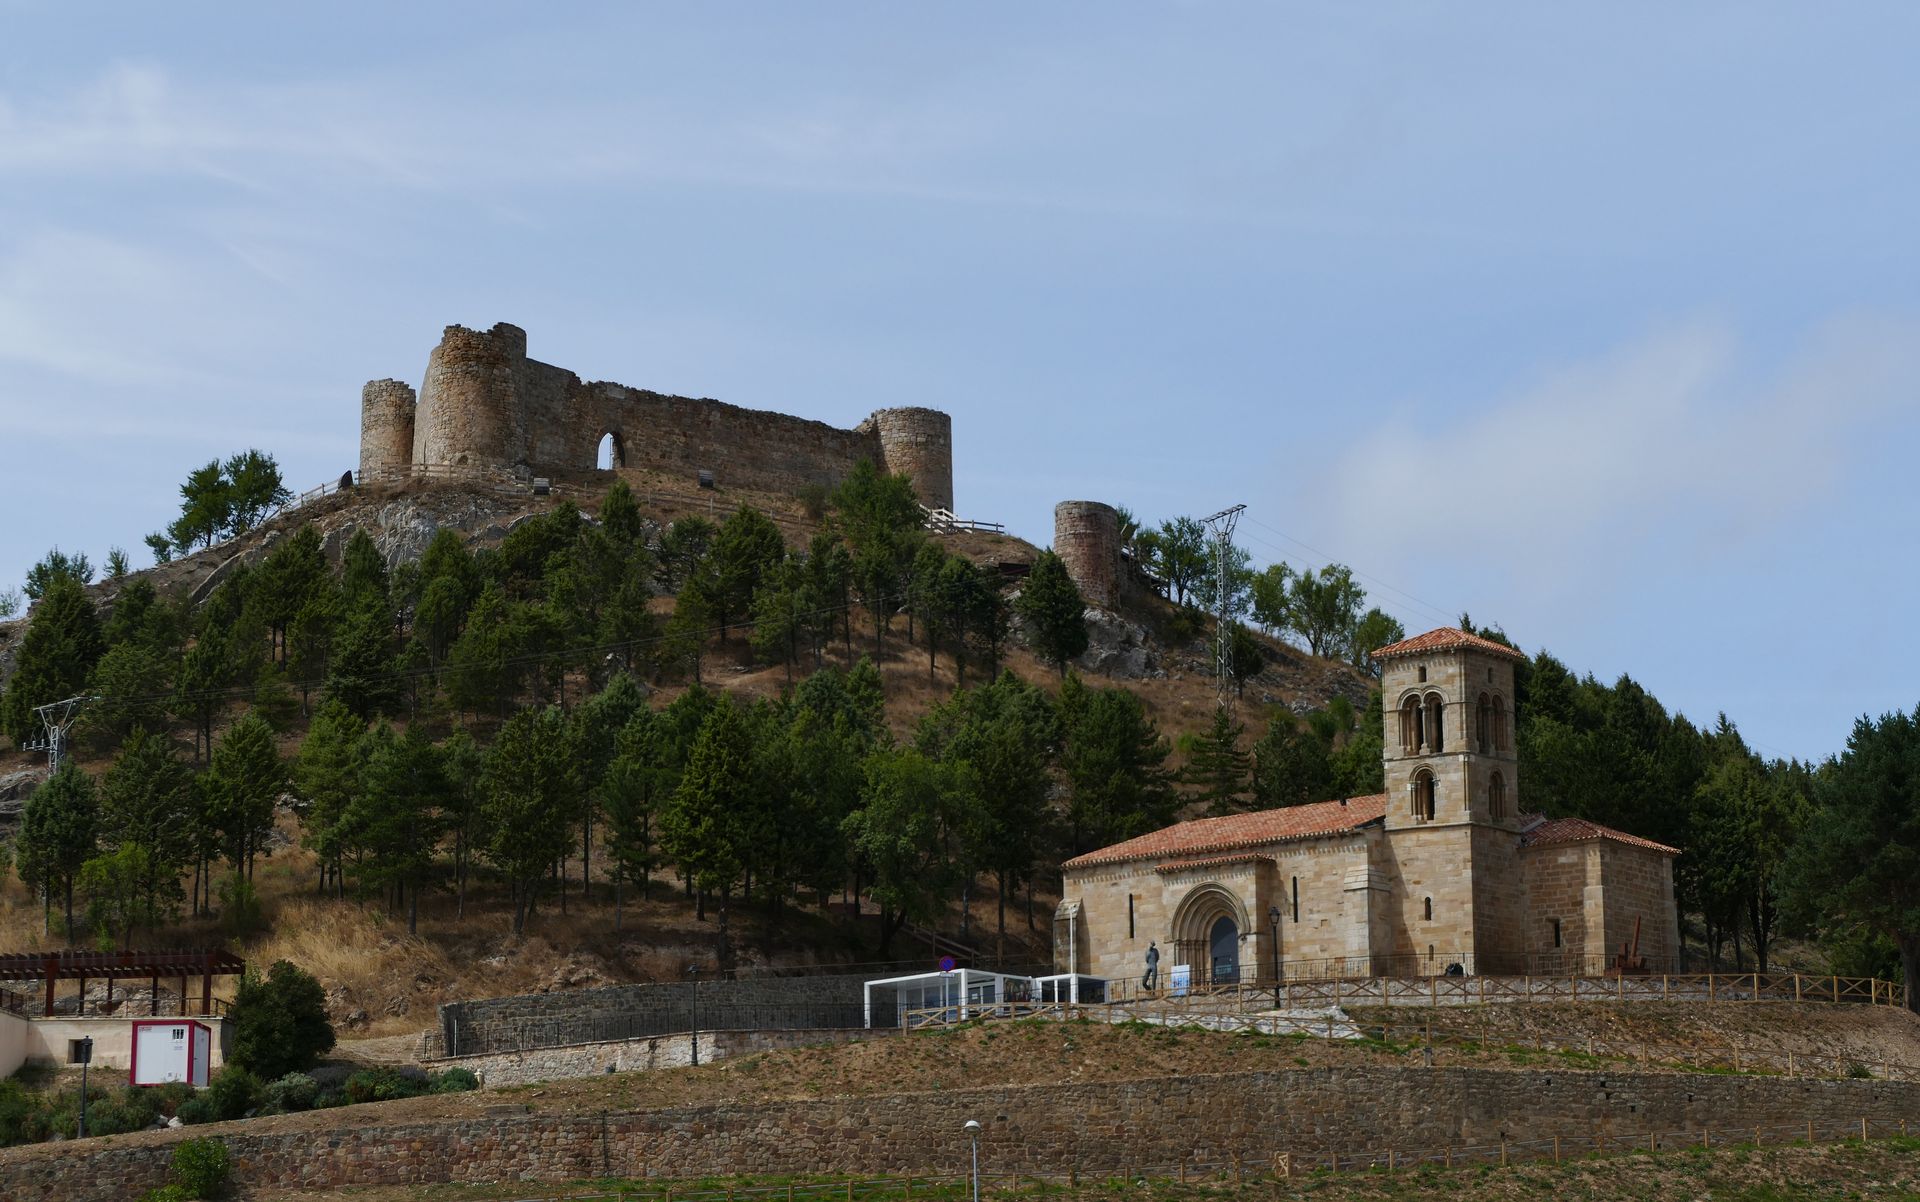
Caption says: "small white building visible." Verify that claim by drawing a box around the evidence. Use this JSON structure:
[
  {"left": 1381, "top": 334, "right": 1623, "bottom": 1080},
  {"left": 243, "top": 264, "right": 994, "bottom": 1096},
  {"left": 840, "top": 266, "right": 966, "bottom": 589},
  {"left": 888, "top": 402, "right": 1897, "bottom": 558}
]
[{"left": 129, "top": 1019, "right": 212, "bottom": 1087}]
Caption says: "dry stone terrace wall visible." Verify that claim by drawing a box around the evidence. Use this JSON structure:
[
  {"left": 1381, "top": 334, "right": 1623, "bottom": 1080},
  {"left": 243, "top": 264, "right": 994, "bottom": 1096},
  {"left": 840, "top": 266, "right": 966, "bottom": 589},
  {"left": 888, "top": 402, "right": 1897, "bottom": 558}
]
[
  {"left": 5, "top": 1067, "right": 1918, "bottom": 1201},
  {"left": 432, "top": 1027, "right": 876, "bottom": 1088},
  {"left": 436, "top": 973, "right": 874, "bottom": 1056}
]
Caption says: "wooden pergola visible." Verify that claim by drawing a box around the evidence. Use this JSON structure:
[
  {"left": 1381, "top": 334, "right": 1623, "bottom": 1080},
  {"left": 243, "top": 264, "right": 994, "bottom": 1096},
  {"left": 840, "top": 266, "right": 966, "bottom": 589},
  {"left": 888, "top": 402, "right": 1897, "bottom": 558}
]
[{"left": 0, "top": 949, "right": 245, "bottom": 1018}]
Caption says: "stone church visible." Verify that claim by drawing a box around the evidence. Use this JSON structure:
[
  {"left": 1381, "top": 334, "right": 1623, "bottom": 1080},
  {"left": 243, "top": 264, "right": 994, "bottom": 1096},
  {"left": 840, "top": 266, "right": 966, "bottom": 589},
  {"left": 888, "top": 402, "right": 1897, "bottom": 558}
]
[{"left": 1056, "top": 627, "right": 1679, "bottom": 984}]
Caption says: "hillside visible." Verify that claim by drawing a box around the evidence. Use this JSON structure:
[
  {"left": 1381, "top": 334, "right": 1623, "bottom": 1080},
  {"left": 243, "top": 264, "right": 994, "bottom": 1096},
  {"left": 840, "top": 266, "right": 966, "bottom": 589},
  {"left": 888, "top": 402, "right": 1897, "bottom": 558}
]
[{"left": 0, "top": 470, "right": 1379, "bottom": 1030}]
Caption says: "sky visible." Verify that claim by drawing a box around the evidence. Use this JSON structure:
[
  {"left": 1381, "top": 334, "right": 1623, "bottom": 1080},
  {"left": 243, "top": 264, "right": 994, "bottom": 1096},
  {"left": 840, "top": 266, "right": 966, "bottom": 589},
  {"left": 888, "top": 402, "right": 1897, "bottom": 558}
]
[{"left": 1, "top": 3, "right": 1915, "bottom": 763}]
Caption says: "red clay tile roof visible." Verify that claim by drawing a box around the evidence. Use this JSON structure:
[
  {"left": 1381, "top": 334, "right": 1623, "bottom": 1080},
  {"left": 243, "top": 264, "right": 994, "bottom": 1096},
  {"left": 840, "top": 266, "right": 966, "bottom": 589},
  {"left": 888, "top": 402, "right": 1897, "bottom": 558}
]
[
  {"left": 1151, "top": 852, "right": 1271, "bottom": 874},
  {"left": 1063, "top": 795, "right": 1387, "bottom": 871},
  {"left": 1519, "top": 814, "right": 1680, "bottom": 856},
  {"left": 1371, "top": 626, "right": 1526, "bottom": 662}
]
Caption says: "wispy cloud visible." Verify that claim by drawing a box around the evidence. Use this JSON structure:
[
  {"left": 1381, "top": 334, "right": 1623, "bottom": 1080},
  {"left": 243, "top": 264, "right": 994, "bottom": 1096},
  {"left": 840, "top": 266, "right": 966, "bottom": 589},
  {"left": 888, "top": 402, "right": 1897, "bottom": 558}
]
[{"left": 1299, "top": 314, "right": 1920, "bottom": 607}]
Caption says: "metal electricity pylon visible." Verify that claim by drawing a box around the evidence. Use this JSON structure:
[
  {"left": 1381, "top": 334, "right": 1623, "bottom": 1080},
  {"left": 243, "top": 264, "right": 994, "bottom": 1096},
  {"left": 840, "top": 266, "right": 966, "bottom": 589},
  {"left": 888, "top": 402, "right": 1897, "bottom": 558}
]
[
  {"left": 1199, "top": 504, "right": 1246, "bottom": 709},
  {"left": 23, "top": 695, "right": 92, "bottom": 773}
]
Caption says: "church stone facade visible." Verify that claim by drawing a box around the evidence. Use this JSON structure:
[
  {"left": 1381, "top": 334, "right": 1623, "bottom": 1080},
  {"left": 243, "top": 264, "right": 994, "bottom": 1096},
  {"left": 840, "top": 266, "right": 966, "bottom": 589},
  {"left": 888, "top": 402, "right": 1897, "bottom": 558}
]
[{"left": 1056, "top": 628, "right": 1679, "bottom": 984}]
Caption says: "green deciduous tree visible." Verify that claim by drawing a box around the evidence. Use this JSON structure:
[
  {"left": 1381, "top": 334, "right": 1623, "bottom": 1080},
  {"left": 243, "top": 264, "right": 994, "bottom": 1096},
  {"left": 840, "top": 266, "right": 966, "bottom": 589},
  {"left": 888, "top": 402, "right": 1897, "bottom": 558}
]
[
  {"left": 223, "top": 449, "right": 290, "bottom": 536},
  {"left": 844, "top": 745, "right": 969, "bottom": 958},
  {"left": 227, "top": 960, "right": 336, "bottom": 1079},
  {"left": 168, "top": 461, "right": 232, "bottom": 553},
  {"left": 1284, "top": 564, "right": 1366, "bottom": 659},
  {"left": 1153, "top": 517, "right": 1209, "bottom": 607}
]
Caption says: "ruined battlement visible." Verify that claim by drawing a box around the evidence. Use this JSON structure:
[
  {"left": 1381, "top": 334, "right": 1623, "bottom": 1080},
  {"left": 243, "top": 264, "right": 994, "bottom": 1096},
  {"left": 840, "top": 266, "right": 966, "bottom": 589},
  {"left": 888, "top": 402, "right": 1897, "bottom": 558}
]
[{"left": 359, "top": 322, "right": 954, "bottom": 509}]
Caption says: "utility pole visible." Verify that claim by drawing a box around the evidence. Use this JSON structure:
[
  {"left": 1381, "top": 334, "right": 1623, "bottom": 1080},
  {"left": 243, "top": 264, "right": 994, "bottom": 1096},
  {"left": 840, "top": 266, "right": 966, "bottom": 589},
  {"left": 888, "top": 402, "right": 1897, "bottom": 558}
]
[
  {"left": 24, "top": 695, "right": 91, "bottom": 773},
  {"left": 1199, "top": 505, "right": 1246, "bottom": 709}
]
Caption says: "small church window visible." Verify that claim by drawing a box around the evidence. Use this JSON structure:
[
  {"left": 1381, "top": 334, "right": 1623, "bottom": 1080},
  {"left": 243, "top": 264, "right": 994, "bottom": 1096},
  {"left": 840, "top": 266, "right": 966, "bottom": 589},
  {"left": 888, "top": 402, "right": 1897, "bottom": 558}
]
[
  {"left": 1411, "top": 770, "right": 1437, "bottom": 822},
  {"left": 1400, "top": 697, "right": 1423, "bottom": 755},
  {"left": 1417, "top": 665, "right": 1427, "bottom": 683},
  {"left": 1425, "top": 694, "right": 1445, "bottom": 753},
  {"left": 1128, "top": 893, "right": 1135, "bottom": 939},
  {"left": 1476, "top": 693, "right": 1492, "bottom": 754},
  {"left": 1489, "top": 771, "right": 1508, "bottom": 821},
  {"left": 1551, "top": 918, "right": 1563, "bottom": 948},
  {"left": 1291, "top": 876, "right": 1299, "bottom": 923},
  {"left": 1423, "top": 897, "right": 1432, "bottom": 921}
]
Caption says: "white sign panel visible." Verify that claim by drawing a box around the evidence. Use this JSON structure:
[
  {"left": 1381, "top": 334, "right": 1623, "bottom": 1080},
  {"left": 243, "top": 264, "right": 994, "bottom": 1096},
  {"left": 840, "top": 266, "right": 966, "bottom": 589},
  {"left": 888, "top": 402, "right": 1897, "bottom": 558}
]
[{"left": 1169, "top": 963, "right": 1191, "bottom": 998}]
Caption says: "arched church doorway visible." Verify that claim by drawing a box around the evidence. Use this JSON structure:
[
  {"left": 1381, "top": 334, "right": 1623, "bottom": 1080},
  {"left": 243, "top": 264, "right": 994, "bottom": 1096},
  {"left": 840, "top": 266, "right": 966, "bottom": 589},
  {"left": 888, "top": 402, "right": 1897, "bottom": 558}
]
[
  {"left": 1209, "top": 915, "right": 1240, "bottom": 984},
  {"left": 596, "top": 431, "right": 625, "bottom": 470}
]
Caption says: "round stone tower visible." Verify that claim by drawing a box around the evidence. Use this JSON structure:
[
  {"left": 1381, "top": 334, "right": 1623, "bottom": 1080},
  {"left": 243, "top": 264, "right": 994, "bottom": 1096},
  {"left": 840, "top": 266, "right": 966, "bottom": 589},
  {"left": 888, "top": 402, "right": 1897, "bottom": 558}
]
[
  {"left": 868, "top": 407, "right": 954, "bottom": 512},
  {"left": 412, "top": 323, "right": 528, "bottom": 473},
  {"left": 1053, "top": 500, "right": 1122, "bottom": 610},
  {"left": 358, "top": 379, "right": 417, "bottom": 480}
]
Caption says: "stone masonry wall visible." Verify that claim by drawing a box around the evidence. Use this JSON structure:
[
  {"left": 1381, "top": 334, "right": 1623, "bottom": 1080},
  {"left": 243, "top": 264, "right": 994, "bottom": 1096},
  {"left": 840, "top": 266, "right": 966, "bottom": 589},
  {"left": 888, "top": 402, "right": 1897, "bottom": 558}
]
[
  {"left": 358, "top": 379, "right": 416, "bottom": 478},
  {"left": 5, "top": 1067, "right": 1916, "bottom": 1201},
  {"left": 1053, "top": 501, "right": 1122, "bottom": 610},
  {"left": 389, "top": 323, "right": 955, "bottom": 509},
  {"left": 439, "top": 973, "right": 874, "bottom": 1056},
  {"left": 433, "top": 1027, "right": 875, "bottom": 1089}
]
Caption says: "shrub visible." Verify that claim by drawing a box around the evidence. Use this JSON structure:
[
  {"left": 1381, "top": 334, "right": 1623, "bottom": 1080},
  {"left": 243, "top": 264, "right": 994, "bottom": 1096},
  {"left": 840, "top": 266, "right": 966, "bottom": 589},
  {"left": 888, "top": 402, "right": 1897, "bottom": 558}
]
[
  {"left": 262, "top": 1072, "right": 318, "bottom": 1113},
  {"left": 216, "top": 875, "right": 266, "bottom": 938},
  {"left": 174, "top": 1095, "right": 215, "bottom": 1125},
  {"left": 1846, "top": 1061, "right": 1875, "bottom": 1079},
  {"left": 138, "top": 1186, "right": 191, "bottom": 1202},
  {"left": 0, "top": 1079, "right": 50, "bottom": 1146},
  {"left": 170, "top": 1136, "right": 232, "bottom": 1198},
  {"left": 796, "top": 481, "right": 830, "bottom": 520},
  {"left": 343, "top": 1067, "right": 427, "bottom": 1104},
  {"left": 205, "top": 1067, "right": 260, "bottom": 1122},
  {"left": 428, "top": 1066, "right": 479, "bottom": 1094},
  {"left": 150, "top": 1080, "right": 197, "bottom": 1116},
  {"left": 227, "top": 960, "right": 335, "bottom": 1080}
]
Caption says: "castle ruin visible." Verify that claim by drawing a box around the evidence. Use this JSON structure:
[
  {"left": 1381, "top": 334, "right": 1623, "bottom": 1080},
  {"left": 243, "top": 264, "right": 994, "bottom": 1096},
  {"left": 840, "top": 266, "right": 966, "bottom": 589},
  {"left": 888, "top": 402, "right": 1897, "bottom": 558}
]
[{"left": 359, "top": 323, "right": 954, "bottom": 510}]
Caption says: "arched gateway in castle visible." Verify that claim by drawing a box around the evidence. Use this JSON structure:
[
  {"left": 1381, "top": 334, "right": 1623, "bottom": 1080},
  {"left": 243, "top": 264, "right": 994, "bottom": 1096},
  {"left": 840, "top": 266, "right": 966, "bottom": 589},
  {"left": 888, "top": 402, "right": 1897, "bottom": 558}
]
[
  {"left": 1055, "top": 627, "right": 1680, "bottom": 982},
  {"left": 358, "top": 322, "right": 954, "bottom": 511}
]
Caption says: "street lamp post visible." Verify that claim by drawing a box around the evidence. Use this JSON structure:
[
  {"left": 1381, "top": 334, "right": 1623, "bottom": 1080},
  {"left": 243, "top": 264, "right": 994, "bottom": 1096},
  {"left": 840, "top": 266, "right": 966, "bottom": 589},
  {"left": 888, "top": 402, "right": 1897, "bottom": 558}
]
[
  {"left": 76, "top": 1036, "right": 93, "bottom": 1138},
  {"left": 687, "top": 966, "right": 700, "bottom": 1067},
  {"left": 1267, "top": 905, "right": 1282, "bottom": 1006},
  {"left": 964, "top": 1119, "right": 981, "bottom": 1202}
]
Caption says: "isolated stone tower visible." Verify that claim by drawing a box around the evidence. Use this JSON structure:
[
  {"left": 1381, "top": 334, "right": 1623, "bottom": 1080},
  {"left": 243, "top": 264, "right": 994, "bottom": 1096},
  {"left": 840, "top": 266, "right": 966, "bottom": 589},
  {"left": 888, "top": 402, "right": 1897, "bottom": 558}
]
[
  {"left": 358, "top": 379, "right": 417, "bottom": 479},
  {"left": 1053, "top": 501, "right": 1123, "bottom": 610}
]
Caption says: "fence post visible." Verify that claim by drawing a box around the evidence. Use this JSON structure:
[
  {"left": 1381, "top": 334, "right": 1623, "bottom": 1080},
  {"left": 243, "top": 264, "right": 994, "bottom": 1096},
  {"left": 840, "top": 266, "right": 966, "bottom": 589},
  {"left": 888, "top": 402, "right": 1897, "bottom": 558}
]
[
  {"left": 1500, "top": 1140, "right": 1509, "bottom": 1166},
  {"left": 1709, "top": 975, "right": 1716, "bottom": 1002},
  {"left": 1808, "top": 1120, "right": 1816, "bottom": 1144},
  {"left": 1648, "top": 1133, "right": 1656, "bottom": 1153},
  {"left": 1795, "top": 974, "right": 1803, "bottom": 1002},
  {"left": 1788, "top": 1051, "right": 1796, "bottom": 1077},
  {"left": 1702, "top": 1128, "right": 1710, "bottom": 1150},
  {"left": 1553, "top": 1135, "right": 1560, "bottom": 1163},
  {"left": 1832, "top": 976, "right": 1840, "bottom": 1003},
  {"left": 1388, "top": 1149, "right": 1396, "bottom": 1172},
  {"left": 1862, "top": 1117, "right": 1870, "bottom": 1141}
]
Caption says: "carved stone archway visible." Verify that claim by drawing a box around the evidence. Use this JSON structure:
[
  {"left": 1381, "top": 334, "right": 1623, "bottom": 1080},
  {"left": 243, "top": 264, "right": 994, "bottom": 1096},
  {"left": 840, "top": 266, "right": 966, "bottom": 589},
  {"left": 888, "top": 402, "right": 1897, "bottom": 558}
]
[{"left": 1170, "top": 883, "right": 1250, "bottom": 986}]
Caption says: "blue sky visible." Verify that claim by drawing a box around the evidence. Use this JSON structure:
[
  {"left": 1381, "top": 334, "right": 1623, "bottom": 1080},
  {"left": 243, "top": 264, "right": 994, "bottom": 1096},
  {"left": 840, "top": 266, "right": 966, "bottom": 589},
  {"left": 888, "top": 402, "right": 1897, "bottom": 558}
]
[{"left": 1, "top": 3, "right": 1915, "bottom": 762}]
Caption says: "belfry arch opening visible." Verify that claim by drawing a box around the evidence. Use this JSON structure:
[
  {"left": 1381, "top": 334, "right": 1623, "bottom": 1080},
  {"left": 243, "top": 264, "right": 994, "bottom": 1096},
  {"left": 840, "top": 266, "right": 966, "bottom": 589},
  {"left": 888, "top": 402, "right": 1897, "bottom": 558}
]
[{"left": 596, "top": 431, "right": 625, "bottom": 470}]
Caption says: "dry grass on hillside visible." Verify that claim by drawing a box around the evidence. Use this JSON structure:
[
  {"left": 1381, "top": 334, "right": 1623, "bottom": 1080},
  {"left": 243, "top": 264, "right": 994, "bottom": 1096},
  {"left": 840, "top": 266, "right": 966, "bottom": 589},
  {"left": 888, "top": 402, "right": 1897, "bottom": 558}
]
[{"left": 1348, "top": 1000, "right": 1920, "bottom": 1070}]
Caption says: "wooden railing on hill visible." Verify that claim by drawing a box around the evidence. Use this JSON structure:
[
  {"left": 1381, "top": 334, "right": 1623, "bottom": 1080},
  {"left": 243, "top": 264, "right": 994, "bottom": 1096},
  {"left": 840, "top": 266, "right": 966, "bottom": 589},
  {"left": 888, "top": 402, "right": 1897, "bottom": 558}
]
[{"left": 482, "top": 1118, "right": 1919, "bottom": 1201}]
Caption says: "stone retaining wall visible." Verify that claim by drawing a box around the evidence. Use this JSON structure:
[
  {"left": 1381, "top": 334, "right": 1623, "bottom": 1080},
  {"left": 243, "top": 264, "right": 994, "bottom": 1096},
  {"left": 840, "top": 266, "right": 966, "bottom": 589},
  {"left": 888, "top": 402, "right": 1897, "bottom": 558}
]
[
  {"left": 435, "top": 1027, "right": 877, "bottom": 1088},
  {"left": 437, "top": 973, "right": 874, "bottom": 1056},
  {"left": 4, "top": 1066, "right": 1916, "bottom": 1201}
]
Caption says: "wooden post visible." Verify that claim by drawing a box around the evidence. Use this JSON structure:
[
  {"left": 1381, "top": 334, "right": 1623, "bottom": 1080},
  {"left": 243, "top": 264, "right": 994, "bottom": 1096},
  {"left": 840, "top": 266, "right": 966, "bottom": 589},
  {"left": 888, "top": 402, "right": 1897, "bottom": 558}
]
[
  {"left": 845, "top": 1181, "right": 853, "bottom": 1202},
  {"left": 1861, "top": 1117, "right": 1870, "bottom": 1141},
  {"left": 1709, "top": 975, "right": 1716, "bottom": 1002},
  {"left": 1500, "top": 1140, "right": 1509, "bottom": 1166},
  {"left": 1444, "top": 1146, "right": 1451, "bottom": 1168},
  {"left": 1553, "top": 1135, "right": 1561, "bottom": 1163},
  {"left": 1788, "top": 1051, "right": 1796, "bottom": 1077},
  {"left": 1832, "top": 976, "right": 1839, "bottom": 1003},
  {"left": 1808, "top": 1120, "right": 1816, "bottom": 1144},
  {"left": 1795, "top": 974, "right": 1803, "bottom": 1002},
  {"left": 1388, "top": 1149, "right": 1396, "bottom": 1172},
  {"left": 1663, "top": 975, "right": 1670, "bottom": 1001},
  {"left": 1703, "top": 1128, "right": 1710, "bottom": 1150}
]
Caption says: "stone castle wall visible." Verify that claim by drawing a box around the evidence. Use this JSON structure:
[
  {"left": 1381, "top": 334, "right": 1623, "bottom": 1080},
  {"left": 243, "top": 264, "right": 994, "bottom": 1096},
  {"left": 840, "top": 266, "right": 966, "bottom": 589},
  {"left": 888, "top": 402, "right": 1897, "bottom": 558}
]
[
  {"left": 5, "top": 1066, "right": 1915, "bottom": 1200},
  {"left": 433, "top": 1027, "right": 875, "bottom": 1088},
  {"left": 374, "top": 323, "right": 955, "bottom": 509}
]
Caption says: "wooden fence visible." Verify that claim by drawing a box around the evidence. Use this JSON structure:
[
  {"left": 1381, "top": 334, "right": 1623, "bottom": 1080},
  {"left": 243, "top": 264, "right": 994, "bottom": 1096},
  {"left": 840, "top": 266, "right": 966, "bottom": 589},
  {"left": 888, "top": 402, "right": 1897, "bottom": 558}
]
[{"left": 486, "top": 1117, "right": 1919, "bottom": 1200}]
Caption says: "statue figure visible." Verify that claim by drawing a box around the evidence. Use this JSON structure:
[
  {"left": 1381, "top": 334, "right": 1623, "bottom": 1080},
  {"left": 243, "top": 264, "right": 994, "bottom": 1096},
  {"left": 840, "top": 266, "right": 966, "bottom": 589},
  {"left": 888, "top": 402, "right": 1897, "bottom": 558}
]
[{"left": 1142, "top": 941, "right": 1160, "bottom": 991}]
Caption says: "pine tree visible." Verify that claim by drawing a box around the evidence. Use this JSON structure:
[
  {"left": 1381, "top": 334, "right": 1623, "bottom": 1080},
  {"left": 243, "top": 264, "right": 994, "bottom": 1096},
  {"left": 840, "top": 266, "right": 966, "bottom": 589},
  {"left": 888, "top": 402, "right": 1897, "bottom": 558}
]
[
  {"left": 349, "top": 726, "right": 447, "bottom": 933},
  {"left": 1016, "top": 551, "right": 1088, "bottom": 677},
  {"left": 98, "top": 727, "right": 196, "bottom": 925},
  {"left": 15, "top": 764, "right": 100, "bottom": 935},
  {"left": 1057, "top": 673, "right": 1177, "bottom": 854},
  {"left": 481, "top": 707, "right": 577, "bottom": 936},
  {"left": 1, "top": 575, "right": 104, "bottom": 746},
  {"left": 661, "top": 697, "right": 755, "bottom": 956},
  {"left": 204, "top": 712, "right": 285, "bottom": 878},
  {"left": 1250, "top": 711, "right": 1335, "bottom": 809},
  {"left": 293, "top": 701, "right": 366, "bottom": 897},
  {"left": 1180, "top": 706, "right": 1252, "bottom": 815}
]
